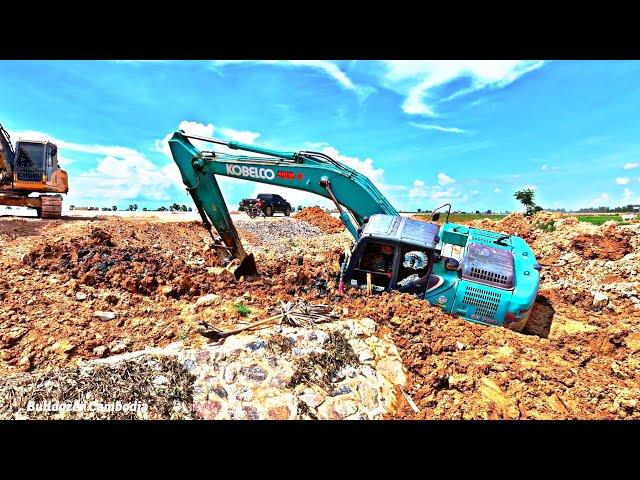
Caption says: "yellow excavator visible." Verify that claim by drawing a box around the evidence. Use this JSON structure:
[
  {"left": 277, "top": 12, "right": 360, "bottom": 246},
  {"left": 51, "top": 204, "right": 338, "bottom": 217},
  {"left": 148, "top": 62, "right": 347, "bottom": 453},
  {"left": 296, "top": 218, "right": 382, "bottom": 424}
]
[{"left": 0, "top": 123, "right": 68, "bottom": 218}]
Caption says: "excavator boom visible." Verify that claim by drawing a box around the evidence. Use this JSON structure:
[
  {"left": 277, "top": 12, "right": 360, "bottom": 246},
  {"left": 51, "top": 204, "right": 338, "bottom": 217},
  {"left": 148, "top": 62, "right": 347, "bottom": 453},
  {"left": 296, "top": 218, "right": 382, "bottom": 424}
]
[{"left": 168, "top": 130, "right": 398, "bottom": 276}]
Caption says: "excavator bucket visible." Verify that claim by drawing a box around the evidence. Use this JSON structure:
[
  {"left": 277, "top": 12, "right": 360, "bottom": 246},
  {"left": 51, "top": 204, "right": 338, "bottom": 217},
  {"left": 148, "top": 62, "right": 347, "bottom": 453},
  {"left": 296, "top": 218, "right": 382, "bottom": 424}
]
[{"left": 233, "top": 253, "right": 257, "bottom": 278}]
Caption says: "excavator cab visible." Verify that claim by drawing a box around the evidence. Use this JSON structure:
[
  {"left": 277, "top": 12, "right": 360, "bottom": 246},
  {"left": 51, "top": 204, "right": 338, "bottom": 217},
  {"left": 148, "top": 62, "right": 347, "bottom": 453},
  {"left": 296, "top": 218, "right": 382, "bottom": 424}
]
[
  {"left": 343, "top": 215, "right": 440, "bottom": 294},
  {"left": 13, "top": 141, "right": 55, "bottom": 184},
  {"left": 1, "top": 123, "right": 68, "bottom": 218}
]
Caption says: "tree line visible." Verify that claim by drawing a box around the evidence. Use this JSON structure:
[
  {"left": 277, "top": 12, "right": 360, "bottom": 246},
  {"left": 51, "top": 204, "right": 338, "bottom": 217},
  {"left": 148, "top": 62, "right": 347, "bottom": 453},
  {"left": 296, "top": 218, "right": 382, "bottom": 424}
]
[{"left": 69, "top": 203, "right": 193, "bottom": 212}]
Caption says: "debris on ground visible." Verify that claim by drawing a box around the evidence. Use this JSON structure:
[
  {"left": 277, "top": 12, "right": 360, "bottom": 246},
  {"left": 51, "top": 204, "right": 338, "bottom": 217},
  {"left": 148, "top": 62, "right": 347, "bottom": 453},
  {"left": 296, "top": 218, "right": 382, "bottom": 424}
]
[{"left": 0, "top": 355, "right": 195, "bottom": 419}]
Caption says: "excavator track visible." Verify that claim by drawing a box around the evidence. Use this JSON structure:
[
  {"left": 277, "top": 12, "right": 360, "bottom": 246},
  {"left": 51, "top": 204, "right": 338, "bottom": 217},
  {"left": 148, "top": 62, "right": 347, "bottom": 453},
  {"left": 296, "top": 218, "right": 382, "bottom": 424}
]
[{"left": 39, "top": 196, "right": 63, "bottom": 219}]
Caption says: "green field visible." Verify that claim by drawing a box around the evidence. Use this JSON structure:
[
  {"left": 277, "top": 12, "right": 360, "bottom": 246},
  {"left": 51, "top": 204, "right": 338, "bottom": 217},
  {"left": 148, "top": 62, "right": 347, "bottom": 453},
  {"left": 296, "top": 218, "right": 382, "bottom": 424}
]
[
  {"left": 412, "top": 212, "right": 634, "bottom": 226},
  {"left": 413, "top": 213, "right": 506, "bottom": 223},
  {"left": 575, "top": 214, "right": 631, "bottom": 226}
]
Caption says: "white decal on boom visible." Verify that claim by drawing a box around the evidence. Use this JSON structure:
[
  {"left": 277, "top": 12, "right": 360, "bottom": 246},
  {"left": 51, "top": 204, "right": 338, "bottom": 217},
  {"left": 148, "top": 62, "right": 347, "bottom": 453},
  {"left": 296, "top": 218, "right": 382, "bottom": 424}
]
[{"left": 226, "top": 164, "right": 275, "bottom": 180}]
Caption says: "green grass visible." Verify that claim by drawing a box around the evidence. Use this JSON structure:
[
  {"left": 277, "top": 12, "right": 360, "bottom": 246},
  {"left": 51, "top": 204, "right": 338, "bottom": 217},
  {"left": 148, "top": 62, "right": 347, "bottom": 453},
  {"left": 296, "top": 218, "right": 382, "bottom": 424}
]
[
  {"left": 415, "top": 213, "right": 506, "bottom": 223},
  {"left": 535, "top": 220, "right": 556, "bottom": 232},
  {"left": 235, "top": 301, "right": 251, "bottom": 317},
  {"left": 575, "top": 215, "right": 631, "bottom": 226},
  {"left": 414, "top": 212, "right": 635, "bottom": 226}
]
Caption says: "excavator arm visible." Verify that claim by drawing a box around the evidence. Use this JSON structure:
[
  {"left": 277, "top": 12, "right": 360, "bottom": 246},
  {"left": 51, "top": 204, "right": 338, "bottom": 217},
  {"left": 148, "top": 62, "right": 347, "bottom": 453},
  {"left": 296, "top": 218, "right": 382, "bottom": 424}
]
[
  {"left": 0, "top": 123, "right": 15, "bottom": 183},
  {"left": 168, "top": 130, "right": 398, "bottom": 276}
]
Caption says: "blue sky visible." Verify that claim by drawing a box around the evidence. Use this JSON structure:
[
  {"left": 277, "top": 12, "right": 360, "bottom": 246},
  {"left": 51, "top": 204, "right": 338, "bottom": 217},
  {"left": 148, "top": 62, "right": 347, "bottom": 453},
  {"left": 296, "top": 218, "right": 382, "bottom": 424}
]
[{"left": 1, "top": 60, "right": 639, "bottom": 212}]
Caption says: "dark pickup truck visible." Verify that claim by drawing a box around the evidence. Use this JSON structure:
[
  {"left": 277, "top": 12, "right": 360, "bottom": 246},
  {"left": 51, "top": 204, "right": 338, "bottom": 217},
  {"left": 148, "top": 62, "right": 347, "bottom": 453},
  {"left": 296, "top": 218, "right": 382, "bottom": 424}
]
[{"left": 238, "top": 193, "right": 292, "bottom": 217}]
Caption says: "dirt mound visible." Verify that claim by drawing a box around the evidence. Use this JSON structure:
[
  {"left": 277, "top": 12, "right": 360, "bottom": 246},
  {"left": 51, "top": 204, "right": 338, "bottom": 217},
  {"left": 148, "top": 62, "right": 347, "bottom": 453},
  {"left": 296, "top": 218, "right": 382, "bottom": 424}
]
[
  {"left": 0, "top": 217, "right": 344, "bottom": 375},
  {"left": 571, "top": 227, "right": 633, "bottom": 260},
  {"left": 294, "top": 207, "right": 345, "bottom": 234},
  {"left": 338, "top": 290, "right": 640, "bottom": 419},
  {"left": 24, "top": 224, "right": 225, "bottom": 298},
  {"left": 469, "top": 211, "right": 564, "bottom": 243}
]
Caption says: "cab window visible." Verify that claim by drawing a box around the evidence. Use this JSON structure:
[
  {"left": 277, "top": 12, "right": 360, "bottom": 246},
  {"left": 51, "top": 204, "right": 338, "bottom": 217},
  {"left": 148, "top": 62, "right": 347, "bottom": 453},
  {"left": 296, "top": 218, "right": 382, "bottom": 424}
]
[
  {"left": 46, "top": 146, "right": 53, "bottom": 169},
  {"left": 358, "top": 241, "right": 395, "bottom": 273}
]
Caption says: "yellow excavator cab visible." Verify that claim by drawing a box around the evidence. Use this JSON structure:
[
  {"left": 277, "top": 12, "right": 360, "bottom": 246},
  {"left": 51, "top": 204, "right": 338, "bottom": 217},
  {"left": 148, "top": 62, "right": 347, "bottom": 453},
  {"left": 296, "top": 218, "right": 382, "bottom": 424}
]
[{"left": 1, "top": 124, "right": 69, "bottom": 219}]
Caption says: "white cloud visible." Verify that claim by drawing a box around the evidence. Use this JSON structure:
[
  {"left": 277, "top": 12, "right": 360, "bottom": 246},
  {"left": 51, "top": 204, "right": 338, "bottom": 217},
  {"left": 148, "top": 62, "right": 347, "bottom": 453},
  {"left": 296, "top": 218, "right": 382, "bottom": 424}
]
[
  {"left": 320, "top": 146, "right": 405, "bottom": 201},
  {"left": 523, "top": 184, "right": 537, "bottom": 190},
  {"left": 75, "top": 154, "right": 178, "bottom": 203},
  {"left": 211, "top": 60, "right": 374, "bottom": 100},
  {"left": 10, "top": 129, "right": 140, "bottom": 159},
  {"left": 540, "top": 164, "right": 559, "bottom": 172},
  {"left": 407, "top": 177, "right": 466, "bottom": 208},
  {"left": 381, "top": 60, "right": 545, "bottom": 117},
  {"left": 622, "top": 188, "right": 633, "bottom": 203},
  {"left": 589, "top": 193, "right": 610, "bottom": 207},
  {"left": 409, "top": 122, "right": 466, "bottom": 134},
  {"left": 409, "top": 179, "right": 428, "bottom": 198},
  {"left": 616, "top": 177, "right": 630, "bottom": 185},
  {"left": 304, "top": 141, "right": 329, "bottom": 149},
  {"left": 431, "top": 188, "right": 462, "bottom": 200},
  {"left": 218, "top": 127, "right": 260, "bottom": 144},
  {"left": 624, "top": 162, "right": 638, "bottom": 170},
  {"left": 494, "top": 187, "right": 502, "bottom": 193},
  {"left": 437, "top": 172, "right": 456, "bottom": 186}
]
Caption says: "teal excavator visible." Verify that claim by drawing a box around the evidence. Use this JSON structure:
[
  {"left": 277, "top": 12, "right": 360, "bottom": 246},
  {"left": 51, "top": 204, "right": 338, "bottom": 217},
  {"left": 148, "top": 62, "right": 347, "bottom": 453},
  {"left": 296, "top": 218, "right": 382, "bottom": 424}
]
[{"left": 169, "top": 130, "right": 541, "bottom": 332}]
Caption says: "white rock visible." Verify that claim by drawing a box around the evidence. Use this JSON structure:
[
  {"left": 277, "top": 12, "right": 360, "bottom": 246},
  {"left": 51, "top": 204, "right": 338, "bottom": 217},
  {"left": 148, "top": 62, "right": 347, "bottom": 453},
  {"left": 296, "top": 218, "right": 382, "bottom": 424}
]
[
  {"left": 110, "top": 342, "right": 127, "bottom": 354},
  {"left": 299, "top": 388, "right": 324, "bottom": 408},
  {"left": 592, "top": 292, "right": 609, "bottom": 307},
  {"left": 92, "top": 346, "right": 108, "bottom": 357},
  {"left": 94, "top": 311, "right": 116, "bottom": 321},
  {"left": 358, "top": 349, "right": 375, "bottom": 362},
  {"left": 194, "top": 294, "right": 221, "bottom": 308}
]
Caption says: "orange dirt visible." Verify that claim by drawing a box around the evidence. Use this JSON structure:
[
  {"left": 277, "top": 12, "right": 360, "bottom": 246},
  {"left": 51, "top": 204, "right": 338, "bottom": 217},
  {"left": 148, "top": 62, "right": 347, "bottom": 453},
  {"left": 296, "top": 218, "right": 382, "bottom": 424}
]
[
  {"left": 1, "top": 211, "right": 640, "bottom": 419},
  {"left": 571, "top": 228, "right": 633, "bottom": 261},
  {"left": 294, "top": 207, "right": 345, "bottom": 234}
]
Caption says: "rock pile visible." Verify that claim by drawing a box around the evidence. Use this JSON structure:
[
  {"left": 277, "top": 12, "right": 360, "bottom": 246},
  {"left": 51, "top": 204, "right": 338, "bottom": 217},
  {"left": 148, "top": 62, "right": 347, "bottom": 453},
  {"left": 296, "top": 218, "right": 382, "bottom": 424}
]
[{"left": 0, "top": 317, "right": 406, "bottom": 420}]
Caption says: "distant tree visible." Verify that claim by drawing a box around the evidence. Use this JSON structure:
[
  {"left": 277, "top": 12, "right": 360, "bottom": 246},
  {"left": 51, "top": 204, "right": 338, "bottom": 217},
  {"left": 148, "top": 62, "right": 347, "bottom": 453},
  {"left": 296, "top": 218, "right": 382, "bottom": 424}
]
[
  {"left": 69, "top": 205, "right": 75, "bottom": 210},
  {"left": 112, "top": 206, "right": 118, "bottom": 211},
  {"left": 180, "top": 205, "right": 188, "bottom": 212},
  {"left": 475, "top": 210, "right": 481, "bottom": 214},
  {"left": 102, "top": 207, "right": 109, "bottom": 211},
  {"left": 143, "top": 207, "right": 148, "bottom": 212},
  {"left": 417, "top": 208, "right": 422, "bottom": 213},
  {"left": 485, "top": 209, "right": 492, "bottom": 214},
  {"left": 514, "top": 189, "right": 543, "bottom": 216},
  {"left": 187, "top": 207, "right": 192, "bottom": 212}
]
